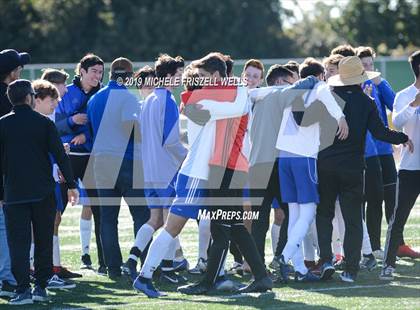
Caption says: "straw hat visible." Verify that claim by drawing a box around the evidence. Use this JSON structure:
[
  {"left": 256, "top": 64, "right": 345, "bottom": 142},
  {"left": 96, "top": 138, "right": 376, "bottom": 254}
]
[{"left": 327, "top": 56, "right": 380, "bottom": 86}]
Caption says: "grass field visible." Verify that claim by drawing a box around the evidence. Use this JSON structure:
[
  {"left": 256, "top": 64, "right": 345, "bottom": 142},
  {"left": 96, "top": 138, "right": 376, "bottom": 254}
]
[{"left": 1, "top": 200, "right": 419, "bottom": 309}]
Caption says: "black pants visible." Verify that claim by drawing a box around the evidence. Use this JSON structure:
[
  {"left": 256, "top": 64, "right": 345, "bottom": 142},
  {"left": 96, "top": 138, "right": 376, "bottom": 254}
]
[
  {"left": 384, "top": 170, "right": 420, "bottom": 268},
  {"left": 3, "top": 194, "right": 56, "bottom": 293},
  {"left": 317, "top": 167, "right": 364, "bottom": 275},
  {"left": 61, "top": 154, "right": 105, "bottom": 267},
  {"left": 364, "top": 156, "right": 384, "bottom": 251},
  {"left": 250, "top": 159, "right": 288, "bottom": 263},
  {"left": 275, "top": 204, "right": 289, "bottom": 257},
  {"left": 201, "top": 166, "right": 266, "bottom": 287}
]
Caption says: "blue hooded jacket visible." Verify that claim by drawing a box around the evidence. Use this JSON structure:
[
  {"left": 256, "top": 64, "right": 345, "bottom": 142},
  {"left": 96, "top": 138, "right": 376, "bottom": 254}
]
[{"left": 55, "top": 76, "right": 101, "bottom": 153}]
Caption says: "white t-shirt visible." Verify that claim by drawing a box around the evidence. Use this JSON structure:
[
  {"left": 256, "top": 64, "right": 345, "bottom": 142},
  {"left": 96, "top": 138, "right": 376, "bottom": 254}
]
[{"left": 392, "top": 84, "right": 420, "bottom": 171}]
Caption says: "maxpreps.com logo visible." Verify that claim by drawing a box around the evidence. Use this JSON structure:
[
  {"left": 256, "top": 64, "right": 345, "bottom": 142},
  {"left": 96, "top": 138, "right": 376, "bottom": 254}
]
[{"left": 197, "top": 209, "right": 260, "bottom": 221}]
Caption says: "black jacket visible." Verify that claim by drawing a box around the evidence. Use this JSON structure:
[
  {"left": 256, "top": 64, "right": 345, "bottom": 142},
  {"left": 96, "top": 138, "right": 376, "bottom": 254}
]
[
  {"left": 293, "top": 85, "right": 408, "bottom": 171},
  {"left": 0, "top": 82, "right": 12, "bottom": 118},
  {"left": 0, "top": 104, "right": 77, "bottom": 204}
]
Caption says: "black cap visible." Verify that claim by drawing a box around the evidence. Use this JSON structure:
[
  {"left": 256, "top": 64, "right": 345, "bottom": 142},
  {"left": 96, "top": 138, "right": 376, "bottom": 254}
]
[
  {"left": 0, "top": 49, "right": 31, "bottom": 75},
  {"left": 7, "top": 79, "right": 35, "bottom": 105}
]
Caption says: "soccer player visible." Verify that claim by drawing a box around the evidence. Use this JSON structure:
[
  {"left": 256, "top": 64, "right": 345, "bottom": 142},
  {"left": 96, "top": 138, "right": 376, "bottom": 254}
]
[
  {"left": 357, "top": 46, "right": 419, "bottom": 259},
  {"left": 381, "top": 50, "right": 420, "bottom": 280},
  {"left": 134, "top": 65, "right": 156, "bottom": 100},
  {"left": 55, "top": 54, "right": 106, "bottom": 272},
  {"left": 40, "top": 69, "right": 82, "bottom": 279},
  {"left": 274, "top": 57, "right": 349, "bottom": 283},
  {"left": 125, "top": 54, "right": 186, "bottom": 283}
]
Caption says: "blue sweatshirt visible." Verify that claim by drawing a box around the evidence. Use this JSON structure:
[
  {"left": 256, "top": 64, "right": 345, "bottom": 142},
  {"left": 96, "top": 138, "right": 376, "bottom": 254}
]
[
  {"left": 141, "top": 88, "right": 187, "bottom": 187},
  {"left": 55, "top": 76, "right": 101, "bottom": 153},
  {"left": 87, "top": 80, "right": 140, "bottom": 161},
  {"left": 363, "top": 79, "right": 395, "bottom": 155}
]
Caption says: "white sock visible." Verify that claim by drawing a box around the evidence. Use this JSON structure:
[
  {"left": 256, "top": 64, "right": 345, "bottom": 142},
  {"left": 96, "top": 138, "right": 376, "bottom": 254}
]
[
  {"left": 140, "top": 229, "right": 174, "bottom": 279},
  {"left": 332, "top": 201, "right": 345, "bottom": 257},
  {"left": 133, "top": 223, "right": 155, "bottom": 252},
  {"left": 80, "top": 218, "right": 92, "bottom": 255},
  {"left": 271, "top": 223, "right": 281, "bottom": 255},
  {"left": 303, "top": 230, "right": 316, "bottom": 262},
  {"left": 53, "top": 235, "right": 61, "bottom": 267},
  {"left": 362, "top": 220, "right": 373, "bottom": 255},
  {"left": 291, "top": 241, "right": 308, "bottom": 274},
  {"left": 198, "top": 218, "right": 211, "bottom": 260},
  {"left": 29, "top": 243, "right": 35, "bottom": 270},
  {"left": 129, "top": 254, "right": 138, "bottom": 261},
  {"left": 174, "top": 236, "right": 184, "bottom": 260},
  {"left": 282, "top": 203, "right": 316, "bottom": 263}
]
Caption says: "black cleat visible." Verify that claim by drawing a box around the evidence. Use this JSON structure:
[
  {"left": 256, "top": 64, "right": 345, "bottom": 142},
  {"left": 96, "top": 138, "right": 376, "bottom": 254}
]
[
  {"left": 238, "top": 276, "right": 273, "bottom": 294},
  {"left": 177, "top": 282, "right": 209, "bottom": 295}
]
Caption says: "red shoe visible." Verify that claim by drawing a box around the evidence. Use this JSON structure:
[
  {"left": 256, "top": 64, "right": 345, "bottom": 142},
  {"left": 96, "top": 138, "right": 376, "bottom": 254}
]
[
  {"left": 304, "top": 260, "right": 316, "bottom": 270},
  {"left": 396, "top": 245, "right": 420, "bottom": 259},
  {"left": 53, "top": 266, "right": 83, "bottom": 278}
]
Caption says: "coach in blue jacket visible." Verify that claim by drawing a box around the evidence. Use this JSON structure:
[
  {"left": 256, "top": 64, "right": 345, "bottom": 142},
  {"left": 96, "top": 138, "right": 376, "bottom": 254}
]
[{"left": 87, "top": 57, "right": 149, "bottom": 279}]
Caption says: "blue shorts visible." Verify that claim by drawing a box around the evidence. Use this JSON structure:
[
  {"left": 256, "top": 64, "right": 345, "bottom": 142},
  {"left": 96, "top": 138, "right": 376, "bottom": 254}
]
[
  {"left": 170, "top": 174, "right": 206, "bottom": 219},
  {"left": 278, "top": 155, "right": 319, "bottom": 204},
  {"left": 145, "top": 179, "right": 176, "bottom": 209},
  {"left": 54, "top": 182, "right": 65, "bottom": 212}
]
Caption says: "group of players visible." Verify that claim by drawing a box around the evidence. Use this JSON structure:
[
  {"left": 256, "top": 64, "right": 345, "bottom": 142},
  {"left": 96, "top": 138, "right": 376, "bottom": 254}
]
[{"left": 0, "top": 44, "right": 418, "bottom": 304}]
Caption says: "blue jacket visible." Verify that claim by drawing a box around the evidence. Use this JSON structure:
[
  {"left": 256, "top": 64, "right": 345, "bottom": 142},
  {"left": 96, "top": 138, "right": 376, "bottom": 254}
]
[
  {"left": 363, "top": 79, "right": 395, "bottom": 155},
  {"left": 55, "top": 76, "right": 101, "bottom": 153}
]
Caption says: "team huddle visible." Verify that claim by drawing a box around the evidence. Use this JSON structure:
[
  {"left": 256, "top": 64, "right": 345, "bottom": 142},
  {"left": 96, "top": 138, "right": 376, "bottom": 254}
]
[{"left": 0, "top": 45, "right": 419, "bottom": 305}]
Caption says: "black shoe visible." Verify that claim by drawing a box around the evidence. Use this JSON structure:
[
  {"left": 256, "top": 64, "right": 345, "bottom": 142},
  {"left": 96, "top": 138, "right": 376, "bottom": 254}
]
[
  {"left": 160, "top": 270, "right": 187, "bottom": 284},
  {"left": 177, "top": 282, "right": 209, "bottom": 295},
  {"left": 108, "top": 268, "right": 122, "bottom": 280},
  {"left": 122, "top": 259, "right": 138, "bottom": 281},
  {"left": 97, "top": 265, "right": 107, "bottom": 276},
  {"left": 238, "top": 276, "right": 273, "bottom": 294},
  {"left": 55, "top": 266, "right": 83, "bottom": 279},
  {"left": 0, "top": 281, "right": 16, "bottom": 298},
  {"left": 80, "top": 254, "right": 93, "bottom": 270}
]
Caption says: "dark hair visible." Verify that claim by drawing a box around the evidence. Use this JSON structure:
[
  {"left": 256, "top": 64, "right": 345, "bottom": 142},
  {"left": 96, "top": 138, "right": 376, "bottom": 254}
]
[
  {"left": 7, "top": 79, "right": 33, "bottom": 105},
  {"left": 110, "top": 57, "right": 133, "bottom": 81},
  {"left": 206, "top": 52, "right": 234, "bottom": 76},
  {"left": 76, "top": 53, "right": 104, "bottom": 75},
  {"left": 356, "top": 46, "right": 376, "bottom": 59},
  {"left": 409, "top": 50, "right": 420, "bottom": 78},
  {"left": 182, "top": 65, "right": 202, "bottom": 91},
  {"left": 134, "top": 65, "right": 155, "bottom": 89},
  {"left": 41, "top": 68, "right": 69, "bottom": 84},
  {"left": 192, "top": 53, "right": 227, "bottom": 78},
  {"left": 283, "top": 61, "right": 300, "bottom": 75},
  {"left": 32, "top": 79, "right": 59, "bottom": 100},
  {"left": 323, "top": 54, "right": 344, "bottom": 67},
  {"left": 299, "top": 58, "right": 324, "bottom": 78},
  {"left": 243, "top": 59, "right": 264, "bottom": 78},
  {"left": 331, "top": 44, "right": 356, "bottom": 57},
  {"left": 155, "top": 54, "right": 184, "bottom": 78},
  {"left": 266, "top": 65, "right": 293, "bottom": 86}
]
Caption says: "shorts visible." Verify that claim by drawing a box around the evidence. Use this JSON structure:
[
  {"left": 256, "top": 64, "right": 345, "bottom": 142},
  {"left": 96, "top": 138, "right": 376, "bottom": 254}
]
[
  {"left": 170, "top": 174, "right": 206, "bottom": 219},
  {"left": 55, "top": 182, "right": 65, "bottom": 212},
  {"left": 145, "top": 179, "right": 176, "bottom": 209},
  {"left": 278, "top": 155, "right": 319, "bottom": 204}
]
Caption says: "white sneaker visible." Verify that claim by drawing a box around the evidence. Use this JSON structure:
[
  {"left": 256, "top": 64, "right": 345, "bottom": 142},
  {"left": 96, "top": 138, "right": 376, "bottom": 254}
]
[
  {"left": 373, "top": 249, "right": 384, "bottom": 261},
  {"left": 47, "top": 275, "right": 76, "bottom": 290},
  {"left": 188, "top": 258, "right": 207, "bottom": 275}
]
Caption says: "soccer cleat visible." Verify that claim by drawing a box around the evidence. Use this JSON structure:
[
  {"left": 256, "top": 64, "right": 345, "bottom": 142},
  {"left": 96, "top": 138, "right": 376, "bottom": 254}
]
[
  {"left": 379, "top": 265, "right": 395, "bottom": 281},
  {"left": 340, "top": 271, "right": 356, "bottom": 283},
  {"left": 320, "top": 262, "right": 335, "bottom": 280},
  {"left": 173, "top": 258, "right": 189, "bottom": 272},
  {"left": 122, "top": 259, "right": 138, "bottom": 281},
  {"left": 227, "top": 262, "right": 244, "bottom": 276},
  {"left": 396, "top": 245, "right": 420, "bottom": 259},
  {"left": 31, "top": 286, "right": 49, "bottom": 302},
  {"left": 80, "top": 254, "right": 94, "bottom": 270},
  {"left": 47, "top": 275, "right": 76, "bottom": 290},
  {"left": 133, "top": 276, "right": 166, "bottom": 298},
  {"left": 238, "top": 276, "right": 273, "bottom": 294},
  {"left": 373, "top": 249, "right": 385, "bottom": 261},
  {"left": 9, "top": 289, "right": 33, "bottom": 305},
  {"left": 277, "top": 255, "right": 290, "bottom": 283},
  {"left": 188, "top": 258, "right": 207, "bottom": 275},
  {"left": 159, "top": 270, "right": 187, "bottom": 284},
  {"left": 97, "top": 265, "right": 107, "bottom": 276},
  {"left": 54, "top": 266, "right": 82, "bottom": 279},
  {"left": 360, "top": 255, "right": 377, "bottom": 271},
  {"left": 0, "top": 281, "right": 17, "bottom": 298},
  {"left": 177, "top": 282, "right": 209, "bottom": 295},
  {"left": 269, "top": 256, "right": 280, "bottom": 271},
  {"left": 214, "top": 276, "right": 245, "bottom": 292},
  {"left": 294, "top": 271, "right": 321, "bottom": 283}
]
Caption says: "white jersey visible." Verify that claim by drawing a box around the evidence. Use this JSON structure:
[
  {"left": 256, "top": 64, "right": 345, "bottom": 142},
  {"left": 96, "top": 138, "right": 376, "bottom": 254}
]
[
  {"left": 392, "top": 84, "right": 420, "bottom": 171},
  {"left": 276, "top": 81, "right": 344, "bottom": 158}
]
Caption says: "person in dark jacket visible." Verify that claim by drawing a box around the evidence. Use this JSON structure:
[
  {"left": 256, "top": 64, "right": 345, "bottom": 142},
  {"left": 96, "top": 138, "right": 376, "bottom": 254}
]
[
  {"left": 309, "top": 56, "right": 412, "bottom": 283},
  {"left": 54, "top": 54, "right": 105, "bottom": 272},
  {"left": 0, "top": 49, "right": 30, "bottom": 118},
  {"left": 0, "top": 79, "right": 79, "bottom": 305}
]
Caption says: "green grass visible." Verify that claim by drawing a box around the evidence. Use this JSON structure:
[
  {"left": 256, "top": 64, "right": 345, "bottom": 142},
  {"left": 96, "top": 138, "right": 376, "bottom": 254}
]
[{"left": 1, "top": 201, "right": 419, "bottom": 309}]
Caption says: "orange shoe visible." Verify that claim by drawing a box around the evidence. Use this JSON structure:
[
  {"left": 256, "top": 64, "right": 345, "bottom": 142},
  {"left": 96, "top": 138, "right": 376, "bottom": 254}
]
[{"left": 396, "top": 245, "right": 420, "bottom": 259}]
